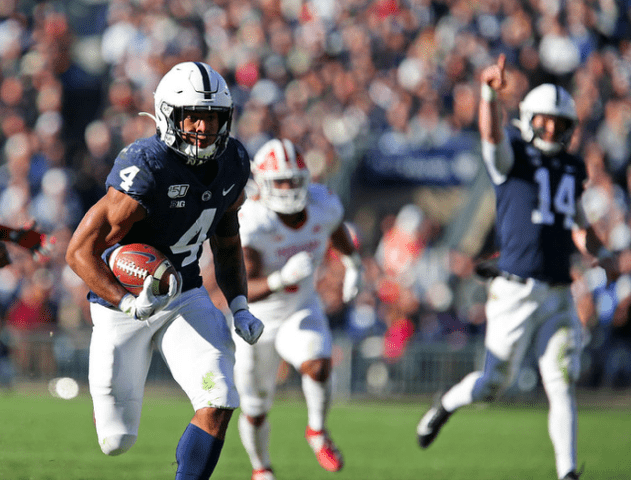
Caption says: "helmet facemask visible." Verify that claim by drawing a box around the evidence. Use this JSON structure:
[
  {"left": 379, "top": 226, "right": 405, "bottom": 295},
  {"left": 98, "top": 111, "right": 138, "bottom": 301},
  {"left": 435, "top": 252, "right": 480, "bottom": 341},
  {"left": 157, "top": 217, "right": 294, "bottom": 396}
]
[
  {"left": 167, "top": 105, "right": 232, "bottom": 165},
  {"left": 529, "top": 115, "right": 575, "bottom": 155},
  {"left": 259, "top": 171, "right": 310, "bottom": 214}
]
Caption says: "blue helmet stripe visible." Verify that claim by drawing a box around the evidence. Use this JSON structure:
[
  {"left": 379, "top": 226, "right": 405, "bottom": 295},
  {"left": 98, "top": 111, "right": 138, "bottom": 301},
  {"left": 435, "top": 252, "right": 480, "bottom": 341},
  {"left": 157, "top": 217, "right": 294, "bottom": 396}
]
[{"left": 193, "top": 61, "right": 212, "bottom": 99}]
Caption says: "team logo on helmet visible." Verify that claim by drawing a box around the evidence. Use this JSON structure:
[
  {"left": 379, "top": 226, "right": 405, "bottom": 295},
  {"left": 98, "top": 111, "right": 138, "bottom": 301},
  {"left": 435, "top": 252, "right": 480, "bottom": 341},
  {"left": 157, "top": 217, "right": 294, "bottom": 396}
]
[{"left": 252, "top": 139, "right": 310, "bottom": 214}]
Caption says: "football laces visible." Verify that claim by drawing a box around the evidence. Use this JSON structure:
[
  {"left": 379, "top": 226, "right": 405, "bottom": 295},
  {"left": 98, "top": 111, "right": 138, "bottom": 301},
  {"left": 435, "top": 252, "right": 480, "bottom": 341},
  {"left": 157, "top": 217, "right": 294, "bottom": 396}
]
[{"left": 114, "top": 259, "right": 149, "bottom": 280}]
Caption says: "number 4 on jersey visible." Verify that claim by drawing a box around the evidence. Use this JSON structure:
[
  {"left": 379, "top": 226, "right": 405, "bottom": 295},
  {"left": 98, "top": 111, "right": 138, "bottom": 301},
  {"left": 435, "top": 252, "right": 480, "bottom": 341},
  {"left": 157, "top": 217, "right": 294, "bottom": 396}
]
[
  {"left": 119, "top": 166, "right": 140, "bottom": 191},
  {"left": 171, "top": 208, "right": 217, "bottom": 266}
]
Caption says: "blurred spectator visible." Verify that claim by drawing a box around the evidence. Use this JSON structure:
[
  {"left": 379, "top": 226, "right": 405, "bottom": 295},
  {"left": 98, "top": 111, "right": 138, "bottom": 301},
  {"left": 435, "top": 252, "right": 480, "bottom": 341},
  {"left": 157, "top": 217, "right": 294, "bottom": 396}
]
[
  {"left": 71, "top": 119, "right": 114, "bottom": 210},
  {"left": 0, "top": 0, "right": 628, "bottom": 389},
  {"left": 29, "top": 167, "right": 83, "bottom": 232},
  {"left": 3, "top": 267, "right": 57, "bottom": 379},
  {"left": 596, "top": 99, "right": 631, "bottom": 184},
  {"left": 374, "top": 204, "right": 425, "bottom": 361}
]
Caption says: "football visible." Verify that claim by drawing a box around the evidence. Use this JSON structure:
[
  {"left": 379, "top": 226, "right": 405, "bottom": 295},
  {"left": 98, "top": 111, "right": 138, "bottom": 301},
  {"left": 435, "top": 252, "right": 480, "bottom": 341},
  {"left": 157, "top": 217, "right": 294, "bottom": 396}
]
[{"left": 108, "top": 243, "right": 178, "bottom": 296}]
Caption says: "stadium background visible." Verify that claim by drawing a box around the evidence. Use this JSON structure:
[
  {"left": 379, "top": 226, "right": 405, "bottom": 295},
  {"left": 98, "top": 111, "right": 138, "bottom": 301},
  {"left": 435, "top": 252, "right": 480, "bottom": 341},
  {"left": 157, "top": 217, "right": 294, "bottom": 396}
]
[{"left": 0, "top": 0, "right": 630, "bottom": 405}]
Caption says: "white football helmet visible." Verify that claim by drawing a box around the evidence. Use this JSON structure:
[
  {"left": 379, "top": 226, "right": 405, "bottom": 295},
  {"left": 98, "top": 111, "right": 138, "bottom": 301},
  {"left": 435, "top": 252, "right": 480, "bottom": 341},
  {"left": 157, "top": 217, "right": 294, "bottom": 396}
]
[
  {"left": 152, "top": 62, "right": 233, "bottom": 166},
  {"left": 518, "top": 83, "right": 577, "bottom": 155},
  {"left": 252, "top": 139, "right": 310, "bottom": 214}
]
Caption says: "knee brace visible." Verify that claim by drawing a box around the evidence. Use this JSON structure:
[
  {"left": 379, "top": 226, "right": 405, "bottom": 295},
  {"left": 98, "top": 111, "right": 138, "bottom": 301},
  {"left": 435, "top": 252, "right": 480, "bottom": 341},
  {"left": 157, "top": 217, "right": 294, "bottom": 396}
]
[{"left": 99, "top": 434, "right": 137, "bottom": 456}]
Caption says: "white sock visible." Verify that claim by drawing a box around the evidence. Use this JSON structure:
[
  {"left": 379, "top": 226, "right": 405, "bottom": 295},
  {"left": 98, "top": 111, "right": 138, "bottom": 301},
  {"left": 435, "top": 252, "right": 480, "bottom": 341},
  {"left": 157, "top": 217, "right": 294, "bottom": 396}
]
[
  {"left": 302, "top": 374, "right": 330, "bottom": 431},
  {"left": 441, "top": 371, "right": 482, "bottom": 412},
  {"left": 547, "top": 384, "right": 578, "bottom": 478},
  {"left": 238, "top": 413, "right": 271, "bottom": 471}
]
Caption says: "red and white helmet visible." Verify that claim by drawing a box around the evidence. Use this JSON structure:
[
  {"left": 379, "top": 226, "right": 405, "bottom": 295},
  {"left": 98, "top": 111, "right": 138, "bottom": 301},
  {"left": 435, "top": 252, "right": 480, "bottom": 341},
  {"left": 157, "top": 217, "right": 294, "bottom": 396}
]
[{"left": 252, "top": 139, "right": 310, "bottom": 214}]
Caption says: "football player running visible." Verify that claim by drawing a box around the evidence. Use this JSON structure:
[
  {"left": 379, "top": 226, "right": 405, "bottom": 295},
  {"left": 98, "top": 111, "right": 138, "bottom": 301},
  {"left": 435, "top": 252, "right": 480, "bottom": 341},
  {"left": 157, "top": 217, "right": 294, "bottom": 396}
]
[
  {"left": 416, "top": 55, "right": 605, "bottom": 480},
  {"left": 66, "top": 62, "right": 264, "bottom": 480},
  {"left": 233, "top": 139, "right": 362, "bottom": 480}
]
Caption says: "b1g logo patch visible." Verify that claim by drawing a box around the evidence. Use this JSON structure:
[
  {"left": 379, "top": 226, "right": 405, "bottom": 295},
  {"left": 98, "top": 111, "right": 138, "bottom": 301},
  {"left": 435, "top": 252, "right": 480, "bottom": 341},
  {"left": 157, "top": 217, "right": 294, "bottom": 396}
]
[{"left": 168, "top": 184, "right": 189, "bottom": 198}]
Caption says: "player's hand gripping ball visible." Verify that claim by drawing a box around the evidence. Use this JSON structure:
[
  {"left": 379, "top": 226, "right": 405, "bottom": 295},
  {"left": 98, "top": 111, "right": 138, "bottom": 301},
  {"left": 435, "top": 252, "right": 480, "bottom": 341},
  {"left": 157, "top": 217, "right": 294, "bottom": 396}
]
[{"left": 109, "top": 243, "right": 179, "bottom": 296}]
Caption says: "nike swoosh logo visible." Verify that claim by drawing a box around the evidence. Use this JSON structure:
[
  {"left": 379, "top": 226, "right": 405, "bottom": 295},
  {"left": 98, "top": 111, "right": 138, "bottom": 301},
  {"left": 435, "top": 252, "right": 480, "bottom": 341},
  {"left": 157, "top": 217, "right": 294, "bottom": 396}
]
[{"left": 223, "top": 184, "right": 235, "bottom": 196}]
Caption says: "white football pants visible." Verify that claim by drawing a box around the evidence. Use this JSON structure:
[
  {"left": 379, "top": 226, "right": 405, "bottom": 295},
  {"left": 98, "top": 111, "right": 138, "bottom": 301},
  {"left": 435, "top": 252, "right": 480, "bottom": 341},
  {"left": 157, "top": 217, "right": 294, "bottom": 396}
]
[
  {"left": 233, "top": 297, "right": 332, "bottom": 417},
  {"left": 89, "top": 287, "right": 238, "bottom": 455},
  {"left": 442, "top": 277, "right": 582, "bottom": 478}
]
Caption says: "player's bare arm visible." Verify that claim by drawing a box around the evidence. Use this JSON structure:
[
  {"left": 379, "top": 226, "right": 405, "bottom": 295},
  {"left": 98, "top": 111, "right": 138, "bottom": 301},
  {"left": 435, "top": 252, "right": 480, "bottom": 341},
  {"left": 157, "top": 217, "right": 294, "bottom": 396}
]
[
  {"left": 212, "top": 193, "right": 264, "bottom": 345},
  {"left": 479, "top": 54, "right": 515, "bottom": 183},
  {"left": 210, "top": 191, "right": 248, "bottom": 305},
  {"left": 242, "top": 246, "right": 275, "bottom": 302},
  {"left": 330, "top": 222, "right": 363, "bottom": 303},
  {"left": 479, "top": 53, "right": 506, "bottom": 144},
  {"left": 66, "top": 186, "right": 146, "bottom": 307},
  {"left": 329, "top": 223, "right": 356, "bottom": 256}
]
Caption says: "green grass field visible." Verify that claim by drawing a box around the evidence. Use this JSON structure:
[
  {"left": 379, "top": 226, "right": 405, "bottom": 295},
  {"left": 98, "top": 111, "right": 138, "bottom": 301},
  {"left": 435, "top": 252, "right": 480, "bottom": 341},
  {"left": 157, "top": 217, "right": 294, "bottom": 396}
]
[{"left": 0, "top": 385, "right": 629, "bottom": 480}]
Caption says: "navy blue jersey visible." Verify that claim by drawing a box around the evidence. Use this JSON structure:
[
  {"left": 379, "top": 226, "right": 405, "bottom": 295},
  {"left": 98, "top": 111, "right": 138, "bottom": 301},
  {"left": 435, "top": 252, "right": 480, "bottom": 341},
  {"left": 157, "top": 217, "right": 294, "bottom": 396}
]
[
  {"left": 89, "top": 134, "right": 250, "bottom": 306},
  {"left": 493, "top": 130, "right": 586, "bottom": 284}
]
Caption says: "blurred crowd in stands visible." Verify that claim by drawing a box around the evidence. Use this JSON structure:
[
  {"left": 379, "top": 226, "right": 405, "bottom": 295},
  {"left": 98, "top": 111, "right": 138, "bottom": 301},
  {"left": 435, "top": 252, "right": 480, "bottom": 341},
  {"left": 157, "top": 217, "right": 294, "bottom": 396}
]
[{"left": 0, "top": 0, "right": 630, "bottom": 390}]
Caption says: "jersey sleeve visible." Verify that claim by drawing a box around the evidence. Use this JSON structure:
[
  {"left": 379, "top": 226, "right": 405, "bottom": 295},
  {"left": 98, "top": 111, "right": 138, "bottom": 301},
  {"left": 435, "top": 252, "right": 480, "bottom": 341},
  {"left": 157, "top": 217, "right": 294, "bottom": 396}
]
[
  {"left": 232, "top": 138, "right": 252, "bottom": 195},
  {"left": 309, "top": 184, "right": 344, "bottom": 233},
  {"left": 481, "top": 130, "right": 515, "bottom": 185},
  {"left": 105, "top": 143, "right": 157, "bottom": 215},
  {"left": 238, "top": 199, "right": 271, "bottom": 250}
]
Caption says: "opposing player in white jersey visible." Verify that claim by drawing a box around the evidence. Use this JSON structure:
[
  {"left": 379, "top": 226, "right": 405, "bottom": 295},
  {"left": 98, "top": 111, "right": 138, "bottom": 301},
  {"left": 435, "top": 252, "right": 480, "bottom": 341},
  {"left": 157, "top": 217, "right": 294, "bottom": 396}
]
[
  {"left": 416, "top": 55, "right": 607, "bottom": 480},
  {"left": 234, "top": 139, "right": 362, "bottom": 480}
]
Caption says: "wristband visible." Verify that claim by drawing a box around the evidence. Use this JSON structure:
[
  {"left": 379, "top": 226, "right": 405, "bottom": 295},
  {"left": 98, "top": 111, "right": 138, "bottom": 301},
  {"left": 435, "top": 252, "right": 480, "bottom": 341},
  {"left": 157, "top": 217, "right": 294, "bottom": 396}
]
[
  {"left": 267, "top": 271, "right": 283, "bottom": 292},
  {"left": 481, "top": 84, "right": 497, "bottom": 101},
  {"left": 229, "top": 295, "right": 249, "bottom": 314},
  {"left": 341, "top": 252, "right": 361, "bottom": 270}
]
